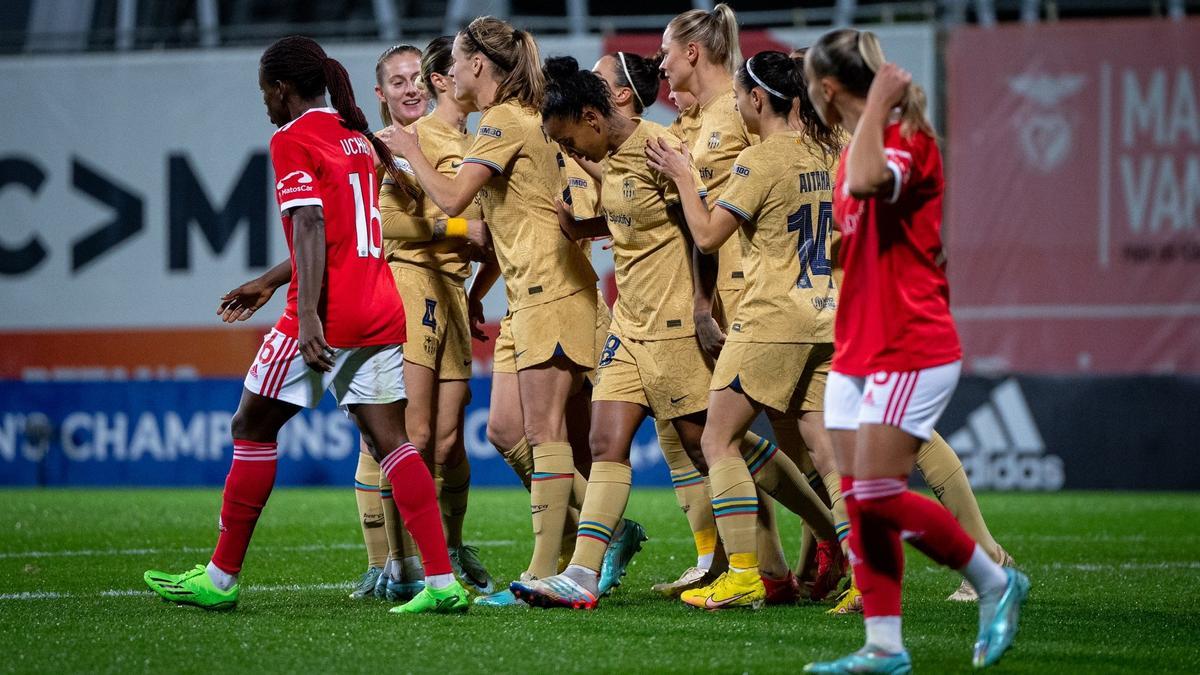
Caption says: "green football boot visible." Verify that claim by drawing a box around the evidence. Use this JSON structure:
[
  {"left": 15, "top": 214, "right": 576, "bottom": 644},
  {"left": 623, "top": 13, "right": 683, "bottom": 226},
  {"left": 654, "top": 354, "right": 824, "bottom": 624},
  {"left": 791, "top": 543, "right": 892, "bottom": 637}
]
[
  {"left": 144, "top": 565, "right": 239, "bottom": 611},
  {"left": 389, "top": 579, "right": 470, "bottom": 615}
]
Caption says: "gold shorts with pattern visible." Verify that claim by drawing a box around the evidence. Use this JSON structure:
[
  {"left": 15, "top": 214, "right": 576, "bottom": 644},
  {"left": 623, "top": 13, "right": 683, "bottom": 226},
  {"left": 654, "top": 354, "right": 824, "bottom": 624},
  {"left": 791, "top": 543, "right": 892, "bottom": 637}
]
[
  {"left": 510, "top": 287, "right": 598, "bottom": 372},
  {"left": 592, "top": 328, "right": 711, "bottom": 420},
  {"left": 391, "top": 265, "right": 472, "bottom": 380},
  {"left": 586, "top": 293, "right": 613, "bottom": 386},
  {"left": 493, "top": 312, "right": 516, "bottom": 375},
  {"left": 711, "top": 341, "right": 833, "bottom": 413}
]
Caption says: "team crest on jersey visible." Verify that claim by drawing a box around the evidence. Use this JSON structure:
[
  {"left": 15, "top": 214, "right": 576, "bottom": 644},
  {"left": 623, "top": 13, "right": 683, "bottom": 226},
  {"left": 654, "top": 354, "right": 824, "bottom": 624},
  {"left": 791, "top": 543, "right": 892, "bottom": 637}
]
[
  {"left": 622, "top": 178, "right": 635, "bottom": 201},
  {"left": 393, "top": 157, "right": 415, "bottom": 175},
  {"left": 734, "top": 164, "right": 751, "bottom": 177},
  {"left": 707, "top": 132, "right": 721, "bottom": 149},
  {"left": 479, "top": 126, "right": 502, "bottom": 138}
]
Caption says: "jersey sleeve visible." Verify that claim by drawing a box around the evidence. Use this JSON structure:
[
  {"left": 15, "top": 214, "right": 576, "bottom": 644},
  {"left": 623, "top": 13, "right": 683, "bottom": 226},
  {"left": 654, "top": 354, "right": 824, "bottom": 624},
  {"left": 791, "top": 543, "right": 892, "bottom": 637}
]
[
  {"left": 270, "top": 131, "right": 323, "bottom": 214},
  {"left": 463, "top": 105, "right": 524, "bottom": 175},
  {"left": 882, "top": 123, "right": 928, "bottom": 204},
  {"left": 715, "top": 147, "right": 767, "bottom": 222}
]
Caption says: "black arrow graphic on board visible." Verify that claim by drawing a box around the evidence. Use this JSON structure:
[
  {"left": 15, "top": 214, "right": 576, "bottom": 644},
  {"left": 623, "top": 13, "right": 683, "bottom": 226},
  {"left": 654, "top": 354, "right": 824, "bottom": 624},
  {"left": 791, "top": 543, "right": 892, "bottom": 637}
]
[{"left": 71, "top": 157, "right": 144, "bottom": 272}]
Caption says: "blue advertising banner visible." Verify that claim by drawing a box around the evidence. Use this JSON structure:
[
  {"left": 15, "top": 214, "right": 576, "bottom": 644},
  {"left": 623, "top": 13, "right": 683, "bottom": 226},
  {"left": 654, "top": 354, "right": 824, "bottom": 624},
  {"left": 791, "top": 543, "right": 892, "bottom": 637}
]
[{"left": 0, "top": 378, "right": 673, "bottom": 488}]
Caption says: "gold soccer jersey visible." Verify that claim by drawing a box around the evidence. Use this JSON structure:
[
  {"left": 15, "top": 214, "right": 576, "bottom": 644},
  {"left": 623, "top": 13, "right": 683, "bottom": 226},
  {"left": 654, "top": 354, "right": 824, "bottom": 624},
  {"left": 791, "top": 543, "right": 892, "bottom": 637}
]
[
  {"left": 379, "top": 113, "right": 478, "bottom": 283},
  {"left": 691, "top": 89, "right": 758, "bottom": 293},
  {"left": 463, "top": 101, "right": 597, "bottom": 311},
  {"left": 668, "top": 103, "right": 703, "bottom": 148},
  {"left": 714, "top": 132, "right": 837, "bottom": 343},
  {"left": 601, "top": 119, "right": 707, "bottom": 341}
]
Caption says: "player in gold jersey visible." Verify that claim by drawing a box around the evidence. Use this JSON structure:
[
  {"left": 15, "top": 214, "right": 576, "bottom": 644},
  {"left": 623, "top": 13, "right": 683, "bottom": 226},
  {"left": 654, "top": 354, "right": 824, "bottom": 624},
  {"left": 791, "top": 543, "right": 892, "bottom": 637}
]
[
  {"left": 374, "top": 36, "right": 498, "bottom": 597},
  {"left": 658, "top": 5, "right": 834, "bottom": 603},
  {"left": 648, "top": 50, "right": 850, "bottom": 610},
  {"left": 347, "top": 43, "right": 430, "bottom": 601},
  {"left": 592, "top": 49, "right": 726, "bottom": 594},
  {"left": 384, "top": 17, "right": 600, "bottom": 605}
]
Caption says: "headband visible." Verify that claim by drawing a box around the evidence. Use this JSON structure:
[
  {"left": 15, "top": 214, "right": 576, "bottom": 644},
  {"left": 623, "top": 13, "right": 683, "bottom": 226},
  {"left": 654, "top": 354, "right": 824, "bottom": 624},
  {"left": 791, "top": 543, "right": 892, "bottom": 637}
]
[
  {"left": 465, "top": 26, "right": 514, "bottom": 73},
  {"left": 617, "top": 52, "right": 647, "bottom": 110},
  {"left": 745, "top": 56, "right": 786, "bottom": 101}
]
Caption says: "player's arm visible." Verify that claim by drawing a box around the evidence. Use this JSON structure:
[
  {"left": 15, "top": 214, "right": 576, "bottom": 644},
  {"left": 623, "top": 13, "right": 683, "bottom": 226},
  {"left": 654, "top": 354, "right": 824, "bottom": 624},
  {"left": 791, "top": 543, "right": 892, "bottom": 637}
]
[
  {"left": 846, "top": 63, "right": 911, "bottom": 199},
  {"left": 216, "top": 259, "right": 291, "bottom": 323},
  {"left": 644, "top": 136, "right": 735, "bottom": 254},
  {"left": 291, "top": 205, "right": 335, "bottom": 373},
  {"left": 467, "top": 253, "right": 501, "bottom": 342},
  {"left": 689, "top": 235, "right": 725, "bottom": 359},
  {"left": 379, "top": 125, "right": 491, "bottom": 217},
  {"left": 554, "top": 198, "right": 610, "bottom": 241}
]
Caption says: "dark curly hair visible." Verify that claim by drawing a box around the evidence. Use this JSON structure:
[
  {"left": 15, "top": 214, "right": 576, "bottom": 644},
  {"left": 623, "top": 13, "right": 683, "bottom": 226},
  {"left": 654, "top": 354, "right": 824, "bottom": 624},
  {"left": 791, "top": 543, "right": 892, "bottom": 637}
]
[
  {"left": 608, "top": 51, "right": 664, "bottom": 114},
  {"left": 737, "top": 50, "right": 840, "bottom": 156},
  {"left": 541, "top": 55, "right": 613, "bottom": 121}
]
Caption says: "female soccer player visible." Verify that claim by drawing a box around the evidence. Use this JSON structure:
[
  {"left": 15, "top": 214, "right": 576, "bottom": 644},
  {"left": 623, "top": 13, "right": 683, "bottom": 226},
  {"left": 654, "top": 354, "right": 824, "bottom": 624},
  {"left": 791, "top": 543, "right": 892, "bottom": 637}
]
[
  {"left": 384, "top": 17, "right": 600, "bottom": 595},
  {"left": 350, "top": 42, "right": 431, "bottom": 603},
  {"left": 375, "top": 35, "right": 497, "bottom": 597},
  {"left": 658, "top": 4, "right": 831, "bottom": 604},
  {"left": 647, "top": 50, "right": 848, "bottom": 610},
  {"left": 801, "top": 29, "right": 1028, "bottom": 672},
  {"left": 144, "top": 35, "right": 468, "bottom": 615},
  {"left": 592, "top": 50, "right": 725, "bottom": 596}
]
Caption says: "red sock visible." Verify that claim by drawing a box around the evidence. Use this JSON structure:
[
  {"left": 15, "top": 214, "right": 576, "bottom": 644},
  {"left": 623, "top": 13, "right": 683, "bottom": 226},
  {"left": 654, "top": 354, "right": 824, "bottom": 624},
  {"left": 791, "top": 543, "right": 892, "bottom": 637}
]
[
  {"left": 848, "top": 477, "right": 904, "bottom": 617},
  {"left": 211, "top": 440, "right": 278, "bottom": 574},
  {"left": 856, "top": 477, "right": 976, "bottom": 569},
  {"left": 380, "top": 443, "right": 452, "bottom": 576}
]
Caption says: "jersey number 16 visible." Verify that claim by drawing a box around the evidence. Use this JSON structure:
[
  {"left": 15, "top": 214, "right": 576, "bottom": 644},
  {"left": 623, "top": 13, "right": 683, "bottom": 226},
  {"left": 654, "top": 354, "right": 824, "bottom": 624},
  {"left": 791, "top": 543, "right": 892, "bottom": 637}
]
[{"left": 348, "top": 172, "right": 383, "bottom": 259}]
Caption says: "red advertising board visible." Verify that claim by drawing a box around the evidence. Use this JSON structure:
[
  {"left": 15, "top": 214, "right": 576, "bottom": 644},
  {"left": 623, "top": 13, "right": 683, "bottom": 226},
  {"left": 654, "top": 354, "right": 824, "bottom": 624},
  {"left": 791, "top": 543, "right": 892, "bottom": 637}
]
[{"left": 946, "top": 19, "right": 1200, "bottom": 375}]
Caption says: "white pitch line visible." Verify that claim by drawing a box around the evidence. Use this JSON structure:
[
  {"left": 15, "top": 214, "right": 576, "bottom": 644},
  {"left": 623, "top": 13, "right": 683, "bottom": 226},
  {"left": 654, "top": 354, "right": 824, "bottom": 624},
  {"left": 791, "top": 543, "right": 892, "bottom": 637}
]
[
  {"left": 4, "top": 562, "right": 1199, "bottom": 602},
  {"left": 0, "top": 540, "right": 518, "bottom": 561}
]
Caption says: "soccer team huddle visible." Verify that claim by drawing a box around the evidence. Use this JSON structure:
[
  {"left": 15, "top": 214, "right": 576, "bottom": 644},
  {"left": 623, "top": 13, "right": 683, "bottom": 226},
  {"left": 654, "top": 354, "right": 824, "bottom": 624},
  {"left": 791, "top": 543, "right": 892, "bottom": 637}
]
[{"left": 143, "top": 5, "right": 1030, "bottom": 673}]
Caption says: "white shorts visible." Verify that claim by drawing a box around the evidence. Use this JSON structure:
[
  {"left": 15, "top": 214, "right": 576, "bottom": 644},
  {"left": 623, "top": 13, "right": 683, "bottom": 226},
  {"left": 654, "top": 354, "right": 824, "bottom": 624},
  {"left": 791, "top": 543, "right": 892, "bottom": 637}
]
[
  {"left": 244, "top": 328, "right": 407, "bottom": 408},
  {"left": 824, "top": 361, "right": 961, "bottom": 440}
]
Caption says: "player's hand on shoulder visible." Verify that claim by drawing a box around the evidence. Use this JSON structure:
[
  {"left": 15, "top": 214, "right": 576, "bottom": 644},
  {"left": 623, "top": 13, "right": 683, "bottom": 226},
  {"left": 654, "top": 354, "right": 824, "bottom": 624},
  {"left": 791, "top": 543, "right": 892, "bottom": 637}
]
[
  {"left": 867, "top": 62, "right": 912, "bottom": 112},
  {"left": 380, "top": 124, "right": 419, "bottom": 158},
  {"left": 217, "top": 278, "right": 276, "bottom": 323},
  {"left": 297, "top": 314, "right": 336, "bottom": 372},
  {"left": 644, "top": 136, "right": 690, "bottom": 182}
]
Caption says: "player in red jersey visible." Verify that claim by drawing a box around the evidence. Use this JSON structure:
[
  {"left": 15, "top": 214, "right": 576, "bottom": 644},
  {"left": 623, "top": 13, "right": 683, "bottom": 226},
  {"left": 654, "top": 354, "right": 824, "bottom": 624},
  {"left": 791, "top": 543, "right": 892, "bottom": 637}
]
[
  {"left": 143, "top": 36, "right": 468, "bottom": 615},
  {"left": 801, "top": 30, "right": 1028, "bottom": 673}
]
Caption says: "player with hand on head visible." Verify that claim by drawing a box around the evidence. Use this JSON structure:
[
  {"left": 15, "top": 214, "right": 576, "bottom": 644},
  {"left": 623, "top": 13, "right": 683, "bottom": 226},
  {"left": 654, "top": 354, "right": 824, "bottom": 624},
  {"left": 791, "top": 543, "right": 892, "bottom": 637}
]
[
  {"left": 801, "top": 29, "right": 1028, "bottom": 672},
  {"left": 144, "top": 35, "right": 468, "bottom": 615}
]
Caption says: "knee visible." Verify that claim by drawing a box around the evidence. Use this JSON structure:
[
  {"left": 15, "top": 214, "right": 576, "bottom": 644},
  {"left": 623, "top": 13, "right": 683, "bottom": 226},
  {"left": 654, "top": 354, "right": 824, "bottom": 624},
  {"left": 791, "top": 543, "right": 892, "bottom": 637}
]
[
  {"left": 229, "top": 412, "right": 249, "bottom": 440},
  {"left": 406, "top": 420, "right": 433, "bottom": 453},
  {"left": 433, "top": 430, "right": 463, "bottom": 465},
  {"left": 522, "top": 416, "right": 563, "bottom": 447},
  {"left": 588, "top": 427, "right": 626, "bottom": 464},
  {"left": 486, "top": 418, "right": 518, "bottom": 452}
]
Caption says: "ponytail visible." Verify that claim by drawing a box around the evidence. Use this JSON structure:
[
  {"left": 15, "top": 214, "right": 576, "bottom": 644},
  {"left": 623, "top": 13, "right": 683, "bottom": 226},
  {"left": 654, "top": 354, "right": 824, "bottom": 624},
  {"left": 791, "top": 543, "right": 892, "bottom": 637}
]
[
  {"left": 668, "top": 2, "right": 742, "bottom": 75},
  {"left": 808, "top": 28, "right": 933, "bottom": 139},
  {"left": 462, "top": 17, "right": 545, "bottom": 109},
  {"left": 321, "top": 57, "right": 407, "bottom": 187},
  {"left": 610, "top": 51, "right": 664, "bottom": 114}
]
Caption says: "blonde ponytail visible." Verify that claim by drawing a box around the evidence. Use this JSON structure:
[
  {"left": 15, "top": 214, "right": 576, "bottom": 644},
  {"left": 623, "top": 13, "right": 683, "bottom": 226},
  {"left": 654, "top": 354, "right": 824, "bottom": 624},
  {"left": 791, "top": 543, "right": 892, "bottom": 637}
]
[
  {"left": 668, "top": 2, "right": 742, "bottom": 74},
  {"left": 462, "top": 17, "right": 545, "bottom": 109}
]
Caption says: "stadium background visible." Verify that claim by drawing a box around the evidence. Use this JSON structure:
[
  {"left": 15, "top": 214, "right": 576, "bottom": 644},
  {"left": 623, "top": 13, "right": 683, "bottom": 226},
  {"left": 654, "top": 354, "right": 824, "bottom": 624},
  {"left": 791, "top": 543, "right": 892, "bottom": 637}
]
[{"left": 0, "top": 1, "right": 1198, "bottom": 492}]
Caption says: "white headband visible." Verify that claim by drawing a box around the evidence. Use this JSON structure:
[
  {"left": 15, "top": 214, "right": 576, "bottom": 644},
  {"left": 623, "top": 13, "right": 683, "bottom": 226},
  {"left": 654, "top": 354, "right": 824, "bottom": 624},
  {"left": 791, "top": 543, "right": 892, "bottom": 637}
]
[
  {"left": 745, "top": 56, "right": 786, "bottom": 101},
  {"left": 617, "top": 52, "right": 647, "bottom": 110}
]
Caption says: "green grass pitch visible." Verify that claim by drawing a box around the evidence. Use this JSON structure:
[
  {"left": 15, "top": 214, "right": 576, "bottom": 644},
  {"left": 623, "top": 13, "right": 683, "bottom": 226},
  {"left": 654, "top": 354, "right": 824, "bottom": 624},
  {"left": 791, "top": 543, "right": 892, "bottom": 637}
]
[{"left": 2, "top": 488, "right": 1199, "bottom": 674}]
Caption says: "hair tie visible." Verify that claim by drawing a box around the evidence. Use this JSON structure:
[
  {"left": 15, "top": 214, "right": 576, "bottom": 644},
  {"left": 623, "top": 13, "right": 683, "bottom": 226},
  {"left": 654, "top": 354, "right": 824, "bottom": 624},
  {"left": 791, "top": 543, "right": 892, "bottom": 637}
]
[
  {"left": 745, "top": 56, "right": 786, "bottom": 101},
  {"left": 617, "top": 52, "right": 647, "bottom": 110},
  {"left": 466, "top": 26, "right": 514, "bottom": 72}
]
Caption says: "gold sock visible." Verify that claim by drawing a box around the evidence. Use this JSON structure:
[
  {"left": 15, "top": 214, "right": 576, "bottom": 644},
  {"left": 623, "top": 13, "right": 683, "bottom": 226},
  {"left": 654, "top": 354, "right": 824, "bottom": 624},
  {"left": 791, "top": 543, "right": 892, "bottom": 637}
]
[
  {"left": 570, "top": 461, "right": 632, "bottom": 573},
  {"left": 499, "top": 437, "right": 534, "bottom": 491},
  {"left": 916, "top": 431, "right": 1003, "bottom": 561},
  {"left": 658, "top": 419, "right": 717, "bottom": 561},
  {"left": 528, "top": 441, "right": 575, "bottom": 579},
  {"left": 353, "top": 450, "right": 388, "bottom": 569},
  {"left": 709, "top": 456, "right": 759, "bottom": 571},
  {"left": 571, "top": 470, "right": 588, "bottom": 511},
  {"left": 755, "top": 491, "right": 790, "bottom": 578},
  {"left": 741, "top": 433, "right": 836, "bottom": 541},
  {"left": 438, "top": 458, "right": 470, "bottom": 548},
  {"left": 378, "top": 471, "right": 402, "bottom": 563},
  {"left": 820, "top": 469, "right": 850, "bottom": 544}
]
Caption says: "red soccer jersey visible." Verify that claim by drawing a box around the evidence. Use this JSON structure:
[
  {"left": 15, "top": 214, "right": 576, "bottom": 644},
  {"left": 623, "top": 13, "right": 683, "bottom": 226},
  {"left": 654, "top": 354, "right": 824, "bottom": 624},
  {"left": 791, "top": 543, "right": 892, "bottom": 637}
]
[
  {"left": 830, "top": 122, "right": 960, "bottom": 376},
  {"left": 270, "top": 108, "right": 406, "bottom": 348}
]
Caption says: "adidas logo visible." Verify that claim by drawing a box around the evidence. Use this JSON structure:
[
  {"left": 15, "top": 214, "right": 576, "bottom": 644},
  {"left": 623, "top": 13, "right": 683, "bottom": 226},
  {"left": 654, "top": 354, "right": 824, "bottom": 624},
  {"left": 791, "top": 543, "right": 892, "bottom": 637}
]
[{"left": 945, "top": 379, "right": 1064, "bottom": 491}]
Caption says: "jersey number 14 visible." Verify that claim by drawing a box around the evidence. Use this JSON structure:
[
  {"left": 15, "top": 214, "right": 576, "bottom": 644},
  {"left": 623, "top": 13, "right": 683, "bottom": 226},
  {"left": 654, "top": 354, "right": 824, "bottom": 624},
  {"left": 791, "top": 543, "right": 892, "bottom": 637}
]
[
  {"left": 788, "top": 201, "right": 833, "bottom": 289},
  {"left": 348, "top": 172, "right": 383, "bottom": 259}
]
